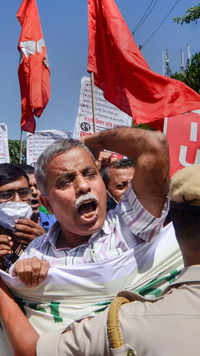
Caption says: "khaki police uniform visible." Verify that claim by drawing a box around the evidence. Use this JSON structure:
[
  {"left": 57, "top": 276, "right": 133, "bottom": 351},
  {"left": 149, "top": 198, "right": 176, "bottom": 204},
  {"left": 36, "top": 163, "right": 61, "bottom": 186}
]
[{"left": 37, "top": 265, "right": 200, "bottom": 356}]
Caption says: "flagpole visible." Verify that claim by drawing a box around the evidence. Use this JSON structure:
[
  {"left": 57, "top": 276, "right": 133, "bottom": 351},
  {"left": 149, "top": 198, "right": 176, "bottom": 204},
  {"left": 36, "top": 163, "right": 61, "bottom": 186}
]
[
  {"left": 19, "top": 129, "right": 23, "bottom": 164},
  {"left": 90, "top": 72, "right": 97, "bottom": 134}
]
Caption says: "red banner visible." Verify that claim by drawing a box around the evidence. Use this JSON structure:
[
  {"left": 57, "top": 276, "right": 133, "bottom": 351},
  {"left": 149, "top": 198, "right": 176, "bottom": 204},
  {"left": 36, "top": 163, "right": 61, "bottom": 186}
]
[{"left": 164, "top": 111, "right": 200, "bottom": 177}]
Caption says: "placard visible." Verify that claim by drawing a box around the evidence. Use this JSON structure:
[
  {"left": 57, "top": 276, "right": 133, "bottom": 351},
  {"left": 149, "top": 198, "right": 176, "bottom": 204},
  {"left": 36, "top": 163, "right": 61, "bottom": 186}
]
[
  {"left": 27, "top": 130, "right": 71, "bottom": 166},
  {"left": 164, "top": 110, "right": 200, "bottom": 176},
  {"left": 73, "top": 77, "right": 132, "bottom": 138},
  {"left": 0, "top": 124, "right": 9, "bottom": 163}
]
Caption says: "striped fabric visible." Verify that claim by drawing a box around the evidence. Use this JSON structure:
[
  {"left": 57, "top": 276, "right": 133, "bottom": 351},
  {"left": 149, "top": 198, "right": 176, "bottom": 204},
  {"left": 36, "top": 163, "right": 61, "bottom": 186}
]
[{"left": 16, "top": 187, "right": 169, "bottom": 265}]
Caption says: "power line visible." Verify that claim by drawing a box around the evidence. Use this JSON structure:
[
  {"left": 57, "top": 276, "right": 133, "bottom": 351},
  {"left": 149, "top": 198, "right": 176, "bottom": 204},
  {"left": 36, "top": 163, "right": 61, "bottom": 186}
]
[
  {"left": 133, "top": 0, "right": 158, "bottom": 34},
  {"left": 140, "top": 0, "right": 183, "bottom": 49}
]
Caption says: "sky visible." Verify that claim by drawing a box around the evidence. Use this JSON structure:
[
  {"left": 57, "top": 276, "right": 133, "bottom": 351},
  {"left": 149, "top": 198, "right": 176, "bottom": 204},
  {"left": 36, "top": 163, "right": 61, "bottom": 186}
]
[{"left": 1, "top": 0, "right": 200, "bottom": 139}]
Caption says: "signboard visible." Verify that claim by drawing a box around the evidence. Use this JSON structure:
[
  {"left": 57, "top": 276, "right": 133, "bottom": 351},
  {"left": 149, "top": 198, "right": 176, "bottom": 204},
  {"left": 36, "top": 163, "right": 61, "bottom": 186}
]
[
  {"left": 73, "top": 76, "right": 132, "bottom": 138},
  {"left": 0, "top": 123, "right": 9, "bottom": 163},
  {"left": 27, "top": 130, "right": 71, "bottom": 166},
  {"left": 164, "top": 110, "right": 200, "bottom": 176}
]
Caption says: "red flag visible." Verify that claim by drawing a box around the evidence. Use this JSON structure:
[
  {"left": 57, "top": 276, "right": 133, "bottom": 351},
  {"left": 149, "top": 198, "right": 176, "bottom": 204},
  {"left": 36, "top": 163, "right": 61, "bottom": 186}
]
[
  {"left": 17, "top": 0, "right": 50, "bottom": 133},
  {"left": 88, "top": 0, "right": 200, "bottom": 128}
]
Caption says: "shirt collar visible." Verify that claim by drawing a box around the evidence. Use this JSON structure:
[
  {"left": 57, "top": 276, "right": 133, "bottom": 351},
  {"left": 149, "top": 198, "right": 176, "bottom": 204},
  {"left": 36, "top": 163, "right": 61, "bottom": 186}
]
[{"left": 40, "top": 217, "right": 112, "bottom": 250}]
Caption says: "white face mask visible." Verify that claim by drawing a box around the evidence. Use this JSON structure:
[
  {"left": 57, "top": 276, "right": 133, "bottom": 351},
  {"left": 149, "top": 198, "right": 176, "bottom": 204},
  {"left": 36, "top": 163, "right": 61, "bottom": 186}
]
[{"left": 0, "top": 202, "right": 32, "bottom": 231}]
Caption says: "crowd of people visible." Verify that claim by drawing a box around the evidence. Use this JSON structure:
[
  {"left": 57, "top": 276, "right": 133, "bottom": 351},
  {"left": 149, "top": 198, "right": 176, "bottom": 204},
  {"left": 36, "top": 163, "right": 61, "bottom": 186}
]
[{"left": 0, "top": 126, "right": 198, "bottom": 355}]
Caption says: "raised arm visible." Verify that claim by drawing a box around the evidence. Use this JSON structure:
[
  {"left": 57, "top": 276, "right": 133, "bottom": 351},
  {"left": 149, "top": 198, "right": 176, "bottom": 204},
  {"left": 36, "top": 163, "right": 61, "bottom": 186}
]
[
  {"left": 0, "top": 278, "right": 38, "bottom": 356},
  {"left": 83, "top": 127, "right": 169, "bottom": 217}
]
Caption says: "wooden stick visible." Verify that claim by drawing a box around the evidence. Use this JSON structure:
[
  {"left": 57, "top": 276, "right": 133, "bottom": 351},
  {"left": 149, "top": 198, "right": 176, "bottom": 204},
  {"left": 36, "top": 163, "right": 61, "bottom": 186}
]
[
  {"left": 19, "top": 129, "right": 23, "bottom": 164},
  {"left": 90, "top": 72, "right": 97, "bottom": 134}
]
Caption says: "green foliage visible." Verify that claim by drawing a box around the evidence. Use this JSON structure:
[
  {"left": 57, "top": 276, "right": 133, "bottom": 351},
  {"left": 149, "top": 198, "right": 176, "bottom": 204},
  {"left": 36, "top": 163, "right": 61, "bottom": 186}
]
[
  {"left": 132, "top": 121, "right": 156, "bottom": 130},
  {"left": 134, "top": 123, "right": 155, "bottom": 130},
  {"left": 171, "top": 71, "right": 186, "bottom": 82},
  {"left": 173, "top": 4, "right": 200, "bottom": 24},
  {"left": 8, "top": 140, "right": 26, "bottom": 165},
  {"left": 184, "top": 53, "right": 200, "bottom": 93},
  {"left": 171, "top": 52, "right": 200, "bottom": 94}
]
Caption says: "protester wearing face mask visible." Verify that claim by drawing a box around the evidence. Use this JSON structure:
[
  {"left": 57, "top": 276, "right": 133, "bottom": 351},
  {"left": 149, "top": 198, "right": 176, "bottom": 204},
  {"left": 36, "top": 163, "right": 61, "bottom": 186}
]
[
  {"left": 0, "top": 164, "right": 46, "bottom": 271},
  {"left": 22, "top": 165, "right": 56, "bottom": 231}
]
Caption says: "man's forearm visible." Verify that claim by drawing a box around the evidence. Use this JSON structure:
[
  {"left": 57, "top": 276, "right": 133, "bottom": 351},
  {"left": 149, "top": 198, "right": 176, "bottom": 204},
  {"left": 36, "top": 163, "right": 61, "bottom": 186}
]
[
  {"left": 83, "top": 127, "right": 168, "bottom": 162},
  {"left": 0, "top": 283, "right": 38, "bottom": 356},
  {"left": 83, "top": 127, "right": 169, "bottom": 217}
]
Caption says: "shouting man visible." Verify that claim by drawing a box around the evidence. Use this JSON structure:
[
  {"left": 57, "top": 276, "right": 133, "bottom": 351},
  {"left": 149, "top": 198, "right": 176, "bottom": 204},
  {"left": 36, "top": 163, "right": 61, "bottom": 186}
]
[{"left": 0, "top": 127, "right": 176, "bottom": 355}]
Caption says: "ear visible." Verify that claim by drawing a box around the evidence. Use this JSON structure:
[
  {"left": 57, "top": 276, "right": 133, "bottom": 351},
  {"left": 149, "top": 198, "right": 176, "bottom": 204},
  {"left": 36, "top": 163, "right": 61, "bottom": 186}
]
[{"left": 40, "top": 195, "right": 54, "bottom": 214}]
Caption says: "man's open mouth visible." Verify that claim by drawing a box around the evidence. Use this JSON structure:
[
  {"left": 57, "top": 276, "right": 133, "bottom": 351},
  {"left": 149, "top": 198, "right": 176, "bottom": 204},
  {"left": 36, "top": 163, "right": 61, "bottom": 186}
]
[
  {"left": 75, "top": 192, "right": 99, "bottom": 224},
  {"left": 77, "top": 200, "right": 98, "bottom": 219},
  {"left": 31, "top": 199, "right": 40, "bottom": 205}
]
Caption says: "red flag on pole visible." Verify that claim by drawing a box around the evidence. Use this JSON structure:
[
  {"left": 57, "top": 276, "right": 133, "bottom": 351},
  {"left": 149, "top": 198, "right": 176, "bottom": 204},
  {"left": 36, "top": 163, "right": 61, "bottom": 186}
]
[
  {"left": 88, "top": 0, "right": 200, "bottom": 128},
  {"left": 17, "top": 0, "right": 50, "bottom": 133}
]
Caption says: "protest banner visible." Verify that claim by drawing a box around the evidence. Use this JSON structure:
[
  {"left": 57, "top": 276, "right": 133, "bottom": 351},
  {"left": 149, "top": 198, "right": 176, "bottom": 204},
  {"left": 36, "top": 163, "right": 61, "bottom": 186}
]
[
  {"left": 26, "top": 130, "right": 71, "bottom": 165},
  {"left": 164, "top": 110, "right": 200, "bottom": 177},
  {"left": 73, "top": 77, "right": 132, "bottom": 139},
  {"left": 0, "top": 124, "right": 9, "bottom": 164}
]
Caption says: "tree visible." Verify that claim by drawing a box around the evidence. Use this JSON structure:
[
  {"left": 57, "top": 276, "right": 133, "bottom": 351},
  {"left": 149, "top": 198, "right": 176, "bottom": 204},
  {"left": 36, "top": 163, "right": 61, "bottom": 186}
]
[
  {"left": 171, "top": 52, "right": 200, "bottom": 94},
  {"left": 173, "top": 4, "right": 200, "bottom": 24},
  {"left": 170, "top": 71, "right": 186, "bottom": 83},
  {"left": 8, "top": 140, "right": 26, "bottom": 165}
]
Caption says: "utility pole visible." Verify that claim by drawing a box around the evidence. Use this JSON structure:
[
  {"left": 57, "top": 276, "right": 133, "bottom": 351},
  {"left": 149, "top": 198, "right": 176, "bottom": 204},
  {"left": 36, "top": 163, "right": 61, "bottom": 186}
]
[
  {"left": 180, "top": 49, "right": 184, "bottom": 72},
  {"left": 164, "top": 49, "right": 172, "bottom": 77},
  {"left": 162, "top": 49, "right": 165, "bottom": 75},
  {"left": 186, "top": 44, "right": 191, "bottom": 66}
]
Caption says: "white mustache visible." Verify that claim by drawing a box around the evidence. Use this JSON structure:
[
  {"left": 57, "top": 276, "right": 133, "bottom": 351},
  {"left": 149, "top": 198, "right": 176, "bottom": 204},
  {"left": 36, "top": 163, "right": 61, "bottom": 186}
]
[{"left": 75, "top": 193, "right": 98, "bottom": 210}]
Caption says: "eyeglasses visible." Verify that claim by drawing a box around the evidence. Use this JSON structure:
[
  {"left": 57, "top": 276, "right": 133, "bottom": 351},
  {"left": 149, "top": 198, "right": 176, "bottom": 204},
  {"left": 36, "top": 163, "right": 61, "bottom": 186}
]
[{"left": 0, "top": 188, "right": 31, "bottom": 202}]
